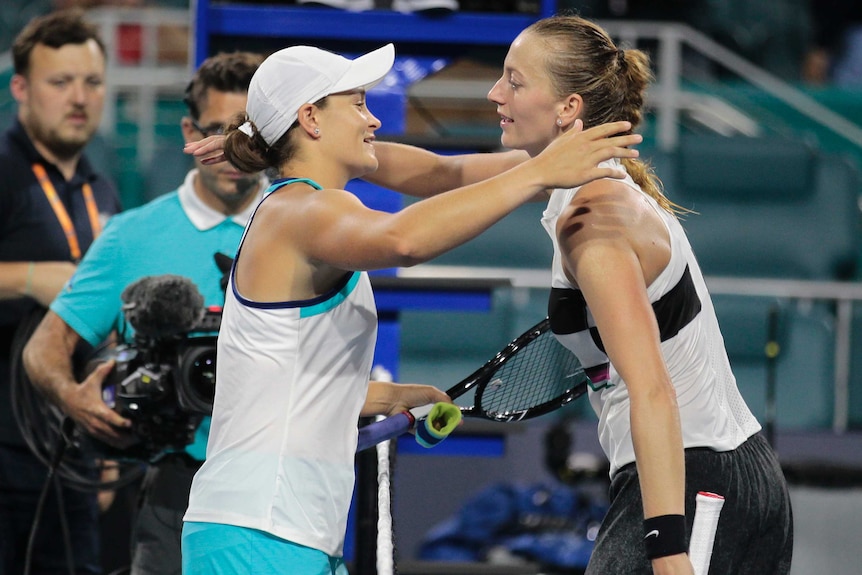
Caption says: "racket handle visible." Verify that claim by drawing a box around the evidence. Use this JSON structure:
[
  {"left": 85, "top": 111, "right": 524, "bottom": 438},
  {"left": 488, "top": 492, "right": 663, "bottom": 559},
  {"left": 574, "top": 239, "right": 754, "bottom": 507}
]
[
  {"left": 357, "top": 411, "right": 415, "bottom": 453},
  {"left": 689, "top": 491, "right": 725, "bottom": 575},
  {"left": 356, "top": 402, "right": 460, "bottom": 452}
]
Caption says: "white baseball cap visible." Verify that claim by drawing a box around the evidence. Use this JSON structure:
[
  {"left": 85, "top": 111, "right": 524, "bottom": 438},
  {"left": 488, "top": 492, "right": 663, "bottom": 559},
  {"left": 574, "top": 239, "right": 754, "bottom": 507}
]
[{"left": 244, "top": 43, "right": 395, "bottom": 146}]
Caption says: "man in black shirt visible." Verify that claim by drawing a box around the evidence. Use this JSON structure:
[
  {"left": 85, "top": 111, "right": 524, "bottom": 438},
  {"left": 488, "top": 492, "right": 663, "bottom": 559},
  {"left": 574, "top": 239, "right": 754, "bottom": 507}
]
[{"left": 0, "top": 9, "right": 121, "bottom": 574}]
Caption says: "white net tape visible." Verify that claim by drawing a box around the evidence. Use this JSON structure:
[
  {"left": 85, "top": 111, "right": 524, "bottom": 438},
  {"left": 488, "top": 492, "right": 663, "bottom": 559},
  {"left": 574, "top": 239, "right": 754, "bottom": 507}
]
[
  {"left": 371, "top": 366, "right": 395, "bottom": 575},
  {"left": 376, "top": 420, "right": 394, "bottom": 575}
]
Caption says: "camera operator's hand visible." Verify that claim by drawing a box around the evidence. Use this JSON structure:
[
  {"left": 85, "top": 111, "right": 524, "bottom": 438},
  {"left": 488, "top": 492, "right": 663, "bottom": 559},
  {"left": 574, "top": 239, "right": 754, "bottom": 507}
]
[
  {"left": 23, "top": 311, "right": 136, "bottom": 449},
  {"left": 62, "top": 359, "right": 137, "bottom": 449}
]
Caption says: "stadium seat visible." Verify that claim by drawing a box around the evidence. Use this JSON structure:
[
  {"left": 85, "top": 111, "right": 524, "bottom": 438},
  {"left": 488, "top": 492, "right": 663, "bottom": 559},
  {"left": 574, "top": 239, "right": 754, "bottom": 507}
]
[
  {"left": 712, "top": 294, "right": 835, "bottom": 429},
  {"left": 671, "top": 135, "right": 861, "bottom": 280}
]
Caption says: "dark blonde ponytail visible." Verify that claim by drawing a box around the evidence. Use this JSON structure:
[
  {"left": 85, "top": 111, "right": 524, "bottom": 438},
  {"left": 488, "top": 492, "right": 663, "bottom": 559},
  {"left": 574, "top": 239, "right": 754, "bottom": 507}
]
[{"left": 526, "top": 16, "right": 687, "bottom": 215}]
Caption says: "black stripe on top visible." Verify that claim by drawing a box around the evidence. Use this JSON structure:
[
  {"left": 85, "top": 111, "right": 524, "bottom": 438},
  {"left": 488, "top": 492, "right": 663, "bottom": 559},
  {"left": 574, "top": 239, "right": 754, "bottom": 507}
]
[{"left": 548, "top": 264, "right": 702, "bottom": 352}]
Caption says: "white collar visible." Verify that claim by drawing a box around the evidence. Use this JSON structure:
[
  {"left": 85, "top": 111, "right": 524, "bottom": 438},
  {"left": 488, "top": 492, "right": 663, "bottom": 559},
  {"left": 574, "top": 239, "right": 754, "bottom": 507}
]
[{"left": 177, "top": 169, "right": 268, "bottom": 230}]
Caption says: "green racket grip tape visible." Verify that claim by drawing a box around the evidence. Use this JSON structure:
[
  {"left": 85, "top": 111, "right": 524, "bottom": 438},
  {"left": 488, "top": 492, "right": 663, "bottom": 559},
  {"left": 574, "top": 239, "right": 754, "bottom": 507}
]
[{"left": 415, "top": 402, "right": 462, "bottom": 448}]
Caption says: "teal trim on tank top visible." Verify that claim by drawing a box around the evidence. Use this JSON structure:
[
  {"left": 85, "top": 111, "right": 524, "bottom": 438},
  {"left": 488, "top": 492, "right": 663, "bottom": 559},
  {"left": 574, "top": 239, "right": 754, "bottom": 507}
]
[
  {"left": 270, "top": 177, "right": 359, "bottom": 319},
  {"left": 269, "top": 177, "right": 323, "bottom": 192},
  {"left": 300, "top": 271, "right": 361, "bottom": 318}
]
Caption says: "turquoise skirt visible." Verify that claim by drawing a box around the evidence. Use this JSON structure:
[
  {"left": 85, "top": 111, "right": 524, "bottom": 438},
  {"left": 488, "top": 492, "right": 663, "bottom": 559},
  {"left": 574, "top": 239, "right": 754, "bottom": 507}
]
[{"left": 182, "top": 521, "right": 348, "bottom": 575}]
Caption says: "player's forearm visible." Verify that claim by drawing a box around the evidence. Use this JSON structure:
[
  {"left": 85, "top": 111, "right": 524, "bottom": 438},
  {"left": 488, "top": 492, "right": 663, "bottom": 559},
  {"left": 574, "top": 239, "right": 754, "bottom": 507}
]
[
  {"left": 365, "top": 142, "right": 460, "bottom": 197},
  {"left": 630, "top": 382, "right": 686, "bottom": 519},
  {"left": 367, "top": 142, "right": 528, "bottom": 198},
  {"left": 362, "top": 381, "right": 450, "bottom": 417},
  {"left": 631, "top": 395, "right": 693, "bottom": 574},
  {"left": 373, "top": 158, "right": 551, "bottom": 266},
  {"left": 459, "top": 149, "right": 529, "bottom": 187},
  {"left": 362, "top": 381, "right": 398, "bottom": 417}
]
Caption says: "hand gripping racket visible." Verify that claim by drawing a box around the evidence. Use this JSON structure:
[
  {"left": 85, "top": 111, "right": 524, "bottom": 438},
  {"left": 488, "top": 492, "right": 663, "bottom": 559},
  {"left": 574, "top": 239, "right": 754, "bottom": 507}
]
[{"left": 357, "top": 318, "right": 589, "bottom": 452}]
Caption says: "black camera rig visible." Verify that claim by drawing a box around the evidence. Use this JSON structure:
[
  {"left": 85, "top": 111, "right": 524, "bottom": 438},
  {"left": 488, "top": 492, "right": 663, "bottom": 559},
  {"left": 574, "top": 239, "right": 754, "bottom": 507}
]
[
  {"left": 11, "top": 275, "right": 222, "bottom": 492},
  {"left": 87, "top": 307, "right": 220, "bottom": 461}
]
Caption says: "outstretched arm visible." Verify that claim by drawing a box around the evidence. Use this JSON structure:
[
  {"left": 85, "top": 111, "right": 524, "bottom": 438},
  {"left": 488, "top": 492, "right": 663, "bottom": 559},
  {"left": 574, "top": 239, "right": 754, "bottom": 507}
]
[
  {"left": 365, "top": 141, "right": 529, "bottom": 198},
  {"left": 292, "top": 120, "right": 641, "bottom": 271},
  {"left": 184, "top": 123, "right": 640, "bottom": 201}
]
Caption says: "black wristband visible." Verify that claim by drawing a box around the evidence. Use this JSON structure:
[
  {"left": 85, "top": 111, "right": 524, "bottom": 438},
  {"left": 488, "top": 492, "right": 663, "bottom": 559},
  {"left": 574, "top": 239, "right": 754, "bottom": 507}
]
[{"left": 642, "top": 514, "right": 687, "bottom": 559}]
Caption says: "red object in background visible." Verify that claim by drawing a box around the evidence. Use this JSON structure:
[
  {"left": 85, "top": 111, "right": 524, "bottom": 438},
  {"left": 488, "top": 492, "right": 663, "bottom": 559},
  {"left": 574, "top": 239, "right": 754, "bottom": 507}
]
[{"left": 117, "top": 23, "right": 142, "bottom": 64}]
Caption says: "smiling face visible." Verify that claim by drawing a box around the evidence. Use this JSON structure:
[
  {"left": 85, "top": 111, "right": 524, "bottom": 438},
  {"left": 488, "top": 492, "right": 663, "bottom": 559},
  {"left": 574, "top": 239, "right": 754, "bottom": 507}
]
[
  {"left": 183, "top": 89, "right": 262, "bottom": 214},
  {"left": 318, "top": 89, "right": 382, "bottom": 181},
  {"left": 487, "top": 31, "right": 568, "bottom": 158},
  {"left": 12, "top": 40, "right": 106, "bottom": 162}
]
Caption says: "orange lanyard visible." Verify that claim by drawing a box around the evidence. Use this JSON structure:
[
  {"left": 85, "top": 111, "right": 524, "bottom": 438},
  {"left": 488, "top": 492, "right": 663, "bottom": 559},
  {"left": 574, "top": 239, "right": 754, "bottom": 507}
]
[{"left": 31, "top": 163, "right": 102, "bottom": 262}]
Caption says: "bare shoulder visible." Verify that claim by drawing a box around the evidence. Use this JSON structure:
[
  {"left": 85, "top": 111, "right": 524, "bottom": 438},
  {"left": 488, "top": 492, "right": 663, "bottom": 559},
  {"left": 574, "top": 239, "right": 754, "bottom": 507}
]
[
  {"left": 557, "top": 178, "right": 667, "bottom": 252},
  {"left": 559, "top": 178, "right": 671, "bottom": 284},
  {"left": 263, "top": 182, "right": 360, "bottom": 218},
  {"left": 558, "top": 178, "right": 645, "bottom": 235}
]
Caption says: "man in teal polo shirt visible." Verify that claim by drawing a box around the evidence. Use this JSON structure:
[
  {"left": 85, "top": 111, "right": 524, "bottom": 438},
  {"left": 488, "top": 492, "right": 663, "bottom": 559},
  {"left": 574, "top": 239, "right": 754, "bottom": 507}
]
[{"left": 23, "top": 50, "right": 267, "bottom": 574}]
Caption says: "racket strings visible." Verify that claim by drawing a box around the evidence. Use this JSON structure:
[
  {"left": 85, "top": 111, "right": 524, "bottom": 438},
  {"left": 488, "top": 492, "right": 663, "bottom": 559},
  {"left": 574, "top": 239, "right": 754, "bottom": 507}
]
[{"left": 478, "top": 331, "right": 584, "bottom": 419}]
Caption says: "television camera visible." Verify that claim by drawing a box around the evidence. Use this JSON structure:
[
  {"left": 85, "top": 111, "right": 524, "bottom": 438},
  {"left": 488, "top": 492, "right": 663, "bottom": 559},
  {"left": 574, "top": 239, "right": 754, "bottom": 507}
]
[
  {"left": 88, "top": 274, "right": 220, "bottom": 461},
  {"left": 11, "top": 275, "right": 221, "bottom": 490}
]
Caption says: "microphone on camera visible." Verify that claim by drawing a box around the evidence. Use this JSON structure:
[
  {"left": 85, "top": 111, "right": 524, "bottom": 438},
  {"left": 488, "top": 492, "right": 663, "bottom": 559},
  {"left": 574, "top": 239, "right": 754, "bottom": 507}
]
[{"left": 121, "top": 275, "right": 206, "bottom": 339}]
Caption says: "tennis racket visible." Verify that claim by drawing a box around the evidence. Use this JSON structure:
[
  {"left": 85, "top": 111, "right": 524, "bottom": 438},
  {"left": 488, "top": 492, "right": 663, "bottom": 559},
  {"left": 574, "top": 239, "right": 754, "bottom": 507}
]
[
  {"left": 689, "top": 491, "right": 725, "bottom": 575},
  {"left": 357, "top": 318, "right": 589, "bottom": 452}
]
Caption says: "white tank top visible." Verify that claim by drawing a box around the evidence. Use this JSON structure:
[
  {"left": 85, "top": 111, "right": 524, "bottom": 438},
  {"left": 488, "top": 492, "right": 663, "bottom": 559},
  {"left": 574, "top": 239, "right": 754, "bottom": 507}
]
[
  {"left": 541, "top": 159, "right": 761, "bottom": 477},
  {"left": 184, "top": 179, "right": 378, "bottom": 556}
]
